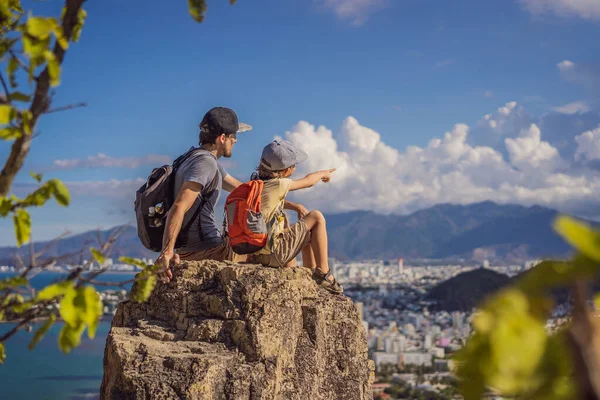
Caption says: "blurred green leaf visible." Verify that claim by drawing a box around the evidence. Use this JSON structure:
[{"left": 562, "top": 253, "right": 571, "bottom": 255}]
[
  {"left": 44, "top": 50, "right": 60, "bottom": 87},
  {"left": 133, "top": 272, "right": 157, "bottom": 303},
  {"left": 0, "top": 343, "right": 5, "bottom": 364},
  {"left": 59, "top": 285, "right": 102, "bottom": 340},
  {"left": 36, "top": 281, "right": 73, "bottom": 301},
  {"left": 26, "top": 17, "right": 56, "bottom": 39},
  {"left": 188, "top": 0, "right": 207, "bottom": 22},
  {"left": 28, "top": 314, "right": 56, "bottom": 350},
  {"left": 22, "top": 34, "right": 49, "bottom": 60},
  {"left": 0, "top": 275, "right": 27, "bottom": 290},
  {"left": 554, "top": 215, "right": 600, "bottom": 262},
  {"left": 47, "top": 179, "right": 70, "bottom": 206},
  {"left": 8, "top": 91, "right": 30, "bottom": 102},
  {"left": 7, "top": 57, "right": 18, "bottom": 88},
  {"left": 0, "top": 104, "right": 15, "bottom": 124},
  {"left": 0, "top": 127, "right": 21, "bottom": 140},
  {"left": 71, "top": 9, "right": 86, "bottom": 42},
  {"left": 58, "top": 322, "right": 84, "bottom": 354},
  {"left": 29, "top": 171, "right": 43, "bottom": 183},
  {"left": 11, "top": 300, "right": 33, "bottom": 313},
  {"left": 21, "top": 110, "right": 32, "bottom": 135},
  {"left": 81, "top": 286, "right": 102, "bottom": 339},
  {"left": 0, "top": 196, "right": 11, "bottom": 216},
  {"left": 118, "top": 256, "right": 147, "bottom": 269},
  {"left": 13, "top": 208, "right": 31, "bottom": 247},
  {"left": 90, "top": 247, "right": 105, "bottom": 265}
]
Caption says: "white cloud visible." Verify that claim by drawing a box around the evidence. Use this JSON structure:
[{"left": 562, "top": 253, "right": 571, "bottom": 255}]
[
  {"left": 557, "top": 60, "right": 600, "bottom": 87},
  {"left": 52, "top": 153, "right": 171, "bottom": 170},
  {"left": 575, "top": 127, "right": 600, "bottom": 161},
  {"left": 316, "top": 0, "right": 389, "bottom": 25},
  {"left": 505, "top": 124, "right": 565, "bottom": 172},
  {"left": 519, "top": 0, "right": 600, "bottom": 20},
  {"left": 281, "top": 112, "right": 600, "bottom": 218},
  {"left": 552, "top": 101, "right": 590, "bottom": 115}
]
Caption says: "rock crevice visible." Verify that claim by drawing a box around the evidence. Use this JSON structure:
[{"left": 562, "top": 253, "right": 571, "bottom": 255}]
[{"left": 100, "top": 261, "right": 373, "bottom": 399}]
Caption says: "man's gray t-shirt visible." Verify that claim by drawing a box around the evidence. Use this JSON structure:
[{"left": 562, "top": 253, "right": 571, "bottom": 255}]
[{"left": 173, "top": 148, "right": 227, "bottom": 252}]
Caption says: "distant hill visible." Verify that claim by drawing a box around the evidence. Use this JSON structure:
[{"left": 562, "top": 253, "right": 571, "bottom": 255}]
[
  {"left": 325, "top": 201, "right": 574, "bottom": 261},
  {"left": 0, "top": 201, "right": 583, "bottom": 265},
  {"left": 426, "top": 268, "right": 511, "bottom": 311}
]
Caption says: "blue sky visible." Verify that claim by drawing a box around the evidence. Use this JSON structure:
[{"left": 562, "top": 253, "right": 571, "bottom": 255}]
[{"left": 2, "top": 0, "right": 600, "bottom": 245}]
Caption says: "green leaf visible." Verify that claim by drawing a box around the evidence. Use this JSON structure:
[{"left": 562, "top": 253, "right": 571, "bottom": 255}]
[
  {"left": 13, "top": 208, "right": 31, "bottom": 247},
  {"left": 0, "top": 104, "right": 15, "bottom": 124},
  {"left": 188, "top": 0, "right": 207, "bottom": 22},
  {"left": 81, "top": 286, "right": 102, "bottom": 339},
  {"left": 0, "top": 127, "right": 21, "bottom": 140},
  {"left": 90, "top": 247, "right": 105, "bottom": 265},
  {"left": 11, "top": 300, "right": 33, "bottom": 313},
  {"left": 133, "top": 272, "right": 157, "bottom": 303},
  {"left": 29, "top": 171, "right": 43, "bottom": 183},
  {"left": 58, "top": 323, "right": 85, "bottom": 354},
  {"left": 52, "top": 25, "right": 68, "bottom": 50},
  {"left": 59, "top": 286, "right": 103, "bottom": 339},
  {"left": 20, "top": 110, "right": 32, "bottom": 135},
  {"left": 26, "top": 17, "right": 56, "bottom": 39},
  {"left": 7, "top": 57, "right": 18, "bottom": 87},
  {"left": 553, "top": 215, "right": 600, "bottom": 262},
  {"left": 8, "top": 91, "right": 30, "bottom": 102},
  {"left": 22, "top": 34, "right": 49, "bottom": 60},
  {"left": 28, "top": 314, "right": 56, "bottom": 350},
  {"left": 0, "top": 343, "right": 5, "bottom": 364},
  {"left": 44, "top": 50, "right": 60, "bottom": 87},
  {"left": 71, "top": 9, "right": 87, "bottom": 43},
  {"left": 2, "top": 293, "right": 24, "bottom": 306},
  {"left": 22, "top": 183, "right": 53, "bottom": 207},
  {"left": 36, "top": 281, "right": 73, "bottom": 301},
  {"left": 0, "top": 196, "right": 11, "bottom": 216},
  {"left": 0, "top": 275, "right": 27, "bottom": 290},
  {"left": 118, "top": 256, "right": 147, "bottom": 269},
  {"left": 47, "top": 179, "right": 70, "bottom": 206}
]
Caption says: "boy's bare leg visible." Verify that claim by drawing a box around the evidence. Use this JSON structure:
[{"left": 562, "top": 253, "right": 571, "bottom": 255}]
[
  {"left": 302, "top": 210, "right": 329, "bottom": 275},
  {"left": 301, "top": 244, "right": 316, "bottom": 271}
]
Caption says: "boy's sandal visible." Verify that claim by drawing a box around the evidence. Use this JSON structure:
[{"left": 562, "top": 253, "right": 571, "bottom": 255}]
[{"left": 312, "top": 271, "right": 344, "bottom": 294}]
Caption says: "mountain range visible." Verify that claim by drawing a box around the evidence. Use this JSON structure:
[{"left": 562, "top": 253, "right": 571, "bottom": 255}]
[{"left": 0, "top": 201, "right": 583, "bottom": 265}]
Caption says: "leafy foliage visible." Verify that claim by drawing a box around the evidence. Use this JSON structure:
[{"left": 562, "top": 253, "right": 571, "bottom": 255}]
[
  {"left": 0, "top": 0, "right": 236, "bottom": 362},
  {"left": 455, "top": 215, "right": 600, "bottom": 399}
]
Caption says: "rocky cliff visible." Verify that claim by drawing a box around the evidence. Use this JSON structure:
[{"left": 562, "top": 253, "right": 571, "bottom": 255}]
[{"left": 100, "top": 260, "right": 373, "bottom": 399}]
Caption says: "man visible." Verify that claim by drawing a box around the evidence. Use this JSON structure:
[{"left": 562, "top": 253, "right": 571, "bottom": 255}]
[{"left": 155, "top": 107, "right": 250, "bottom": 281}]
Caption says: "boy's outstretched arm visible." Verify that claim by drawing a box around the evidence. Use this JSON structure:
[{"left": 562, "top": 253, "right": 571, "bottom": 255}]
[
  {"left": 290, "top": 168, "right": 336, "bottom": 191},
  {"left": 222, "top": 174, "right": 243, "bottom": 192}
]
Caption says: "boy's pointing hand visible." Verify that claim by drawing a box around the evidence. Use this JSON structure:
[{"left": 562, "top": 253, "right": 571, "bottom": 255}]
[{"left": 321, "top": 168, "right": 337, "bottom": 183}]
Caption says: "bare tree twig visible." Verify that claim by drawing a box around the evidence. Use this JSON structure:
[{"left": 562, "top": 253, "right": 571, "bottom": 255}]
[
  {"left": 34, "top": 231, "right": 71, "bottom": 259},
  {"left": 0, "top": 72, "right": 11, "bottom": 103},
  {"left": 44, "top": 102, "right": 87, "bottom": 114},
  {"left": 8, "top": 49, "right": 30, "bottom": 75},
  {"left": 0, "top": 0, "right": 86, "bottom": 197}
]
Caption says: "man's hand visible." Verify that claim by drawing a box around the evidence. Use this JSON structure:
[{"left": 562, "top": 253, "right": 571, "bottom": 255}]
[
  {"left": 155, "top": 251, "right": 180, "bottom": 283},
  {"left": 320, "top": 168, "right": 336, "bottom": 183}
]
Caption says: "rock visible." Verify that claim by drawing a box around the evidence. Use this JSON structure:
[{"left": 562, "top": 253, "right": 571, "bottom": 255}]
[{"left": 100, "top": 260, "right": 373, "bottom": 399}]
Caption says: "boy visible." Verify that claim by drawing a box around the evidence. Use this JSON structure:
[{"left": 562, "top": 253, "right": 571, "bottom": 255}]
[{"left": 251, "top": 139, "right": 343, "bottom": 294}]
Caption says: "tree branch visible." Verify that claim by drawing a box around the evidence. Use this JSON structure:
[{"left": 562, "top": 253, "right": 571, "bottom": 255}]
[
  {"left": 0, "top": 72, "right": 11, "bottom": 104},
  {"left": 44, "top": 102, "right": 86, "bottom": 114},
  {"left": 0, "top": 0, "right": 86, "bottom": 197}
]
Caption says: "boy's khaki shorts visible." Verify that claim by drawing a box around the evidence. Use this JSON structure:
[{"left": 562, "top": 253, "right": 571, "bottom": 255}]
[
  {"left": 178, "top": 235, "right": 247, "bottom": 263},
  {"left": 259, "top": 219, "right": 312, "bottom": 267}
]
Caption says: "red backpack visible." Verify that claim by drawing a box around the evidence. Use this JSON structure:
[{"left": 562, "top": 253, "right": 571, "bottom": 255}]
[{"left": 225, "top": 180, "right": 268, "bottom": 254}]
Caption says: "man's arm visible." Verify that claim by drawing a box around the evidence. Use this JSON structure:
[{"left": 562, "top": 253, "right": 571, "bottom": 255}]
[
  {"left": 222, "top": 174, "right": 243, "bottom": 192},
  {"left": 155, "top": 181, "right": 201, "bottom": 281}
]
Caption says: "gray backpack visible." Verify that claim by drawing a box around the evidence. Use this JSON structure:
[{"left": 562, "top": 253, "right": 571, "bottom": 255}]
[{"left": 134, "top": 148, "right": 200, "bottom": 252}]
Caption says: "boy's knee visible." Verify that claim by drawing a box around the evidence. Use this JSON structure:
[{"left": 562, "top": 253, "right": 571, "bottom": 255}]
[{"left": 309, "top": 210, "right": 325, "bottom": 224}]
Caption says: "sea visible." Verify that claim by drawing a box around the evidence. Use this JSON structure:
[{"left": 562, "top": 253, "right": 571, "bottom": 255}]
[{"left": 0, "top": 271, "right": 136, "bottom": 400}]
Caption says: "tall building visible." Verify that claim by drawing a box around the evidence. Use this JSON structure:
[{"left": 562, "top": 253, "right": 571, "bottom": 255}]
[
  {"left": 356, "top": 302, "right": 364, "bottom": 321},
  {"left": 398, "top": 258, "right": 404, "bottom": 274}
]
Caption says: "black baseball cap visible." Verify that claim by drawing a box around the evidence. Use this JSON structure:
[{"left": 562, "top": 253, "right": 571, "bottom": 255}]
[{"left": 200, "top": 107, "right": 252, "bottom": 136}]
